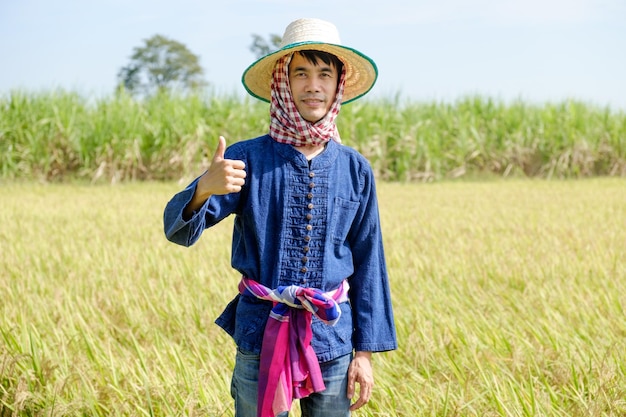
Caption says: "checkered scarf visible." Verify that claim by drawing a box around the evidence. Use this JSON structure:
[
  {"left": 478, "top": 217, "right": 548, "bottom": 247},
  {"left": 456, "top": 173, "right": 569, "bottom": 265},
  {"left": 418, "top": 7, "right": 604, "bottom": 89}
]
[
  {"left": 269, "top": 53, "right": 346, "bottom": 147},
  {"left": 238, "top": 277, "right": 349, "bottom": 417}
]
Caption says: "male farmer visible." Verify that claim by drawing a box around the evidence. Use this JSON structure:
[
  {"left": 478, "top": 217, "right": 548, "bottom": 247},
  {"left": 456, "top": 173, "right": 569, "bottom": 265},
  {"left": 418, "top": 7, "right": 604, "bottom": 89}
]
[{"left": 164, "top": 18, "right": 397, "bottom": 417}]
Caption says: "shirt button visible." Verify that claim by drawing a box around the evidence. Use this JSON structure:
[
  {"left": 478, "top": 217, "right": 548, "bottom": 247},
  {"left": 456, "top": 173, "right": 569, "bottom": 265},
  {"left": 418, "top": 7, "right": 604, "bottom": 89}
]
[
  {"left": 307, "top": 193, "right": 314, "bottom": 199},
  {"left": 301, "top": 267, "right": 308, "bottom": 273},
  {"left": 301, "top": 256, "right": 308, "bottom": 263},
  {"left": 306, "top": 225, "right": 313, "bottom": 231},
  {"left": 309, "top": 182, "right": 315, "bottom": 188},
  {"left": 304, "top": 235, "right": 311, "bottom": 242},
  {"left": 303, "top": 246, "right": 310, "bottom": 253},
  {"left": 309, "top": 172, "right": 315, "bottom": 178},
  {"left": 306, "top": 213, "right": 313, "bottom": 220},
  {"left": 308, "top": 203, "right": 314, "bottom": 210}
]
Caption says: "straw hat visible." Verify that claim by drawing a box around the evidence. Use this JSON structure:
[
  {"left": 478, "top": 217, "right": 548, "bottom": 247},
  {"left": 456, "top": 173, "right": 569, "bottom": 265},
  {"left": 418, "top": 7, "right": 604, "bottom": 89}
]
[{"left": 242, "top": 18, "right": 378, "bottom": 104}]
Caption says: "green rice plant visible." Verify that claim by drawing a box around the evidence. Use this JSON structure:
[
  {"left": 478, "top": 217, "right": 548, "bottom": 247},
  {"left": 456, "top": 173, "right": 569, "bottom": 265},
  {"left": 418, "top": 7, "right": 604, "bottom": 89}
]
[{"left": 1, "top": 179, "right": 625, "bottom": 416}]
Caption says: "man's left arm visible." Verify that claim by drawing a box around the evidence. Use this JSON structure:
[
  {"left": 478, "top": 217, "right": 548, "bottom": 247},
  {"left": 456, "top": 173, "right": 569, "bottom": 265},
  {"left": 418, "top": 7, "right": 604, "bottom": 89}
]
[{"left": 345, "top": 166, "right": 398, "bottom": 408}]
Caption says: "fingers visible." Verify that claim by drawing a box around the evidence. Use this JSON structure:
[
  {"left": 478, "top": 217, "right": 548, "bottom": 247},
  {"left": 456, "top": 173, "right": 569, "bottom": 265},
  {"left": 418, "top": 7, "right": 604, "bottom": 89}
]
[
  {"left": 347, "top": 355, "right": 374, "bottom": 411},
  {"left": 212, "top": 136, "right": 245, "bottom": 170},
  {"left": 347, "top": 373, "right": 355, "bottom": 399},
  {"left": 202, "top": 136, "right": 246, "bottom": 195},
  {"left": 212, "top": 135, "right": 227, "bottom": 163},
  {"left": 348, "top": 376, "right": 373, "bottom": 411},
  {"left": 222, "top": 164, "right": 246, "bottom": 193}
]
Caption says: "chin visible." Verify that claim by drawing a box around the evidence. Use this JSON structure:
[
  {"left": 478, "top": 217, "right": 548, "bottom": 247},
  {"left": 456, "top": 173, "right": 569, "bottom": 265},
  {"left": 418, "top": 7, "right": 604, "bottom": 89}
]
[{"left": 303, "top": 113, "right": 325, "bottom": 123}]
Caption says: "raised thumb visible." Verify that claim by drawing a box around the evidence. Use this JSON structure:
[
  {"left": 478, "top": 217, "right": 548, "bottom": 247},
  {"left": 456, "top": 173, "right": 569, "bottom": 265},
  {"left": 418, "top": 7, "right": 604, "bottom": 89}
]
[{"left": 212, "top": 135, "right": 226, "bottom": 162}]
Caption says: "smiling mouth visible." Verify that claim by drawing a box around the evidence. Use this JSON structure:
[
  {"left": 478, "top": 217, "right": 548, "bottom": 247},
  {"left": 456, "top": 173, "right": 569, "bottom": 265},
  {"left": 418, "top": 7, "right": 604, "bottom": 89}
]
[{"left": 302, "top": 98, "right": 324, "bottom": 106}]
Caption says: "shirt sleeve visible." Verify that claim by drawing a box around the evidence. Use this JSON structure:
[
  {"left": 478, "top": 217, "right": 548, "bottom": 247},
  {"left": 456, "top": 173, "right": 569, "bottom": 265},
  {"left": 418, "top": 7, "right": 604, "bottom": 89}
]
[
  {"left": 163, "top": 178, "right": 203, "bottom": 246},
  {"left": 163, "top": 147, "right": 245, "bottom": 247},
  {"left": 347, "top": 166, "right": 398, "bottom": 353}
]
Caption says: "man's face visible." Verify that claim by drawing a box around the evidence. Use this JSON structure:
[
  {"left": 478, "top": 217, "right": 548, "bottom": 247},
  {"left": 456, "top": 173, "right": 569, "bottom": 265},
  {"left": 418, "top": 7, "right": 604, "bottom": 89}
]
[{"left": 288, "top": 52, "right": 339, "bottom": 123}]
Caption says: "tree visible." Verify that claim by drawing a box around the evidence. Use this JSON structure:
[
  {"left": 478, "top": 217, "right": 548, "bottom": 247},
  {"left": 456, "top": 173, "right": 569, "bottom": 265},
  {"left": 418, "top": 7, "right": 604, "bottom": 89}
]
[
  {"left": 249, "top": 33, "right": 282, "bottom": 59},
  {"left": 118, "top": 34, "right": 207, "bottom": 96}
]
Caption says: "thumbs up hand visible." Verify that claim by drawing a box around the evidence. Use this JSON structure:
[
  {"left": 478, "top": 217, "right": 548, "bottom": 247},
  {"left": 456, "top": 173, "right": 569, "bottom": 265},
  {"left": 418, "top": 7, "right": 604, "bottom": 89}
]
[
  {"left": 182, "top": 136, "right": 246, "bottom": 219},
  {"left": 198, "top": 136, "right": 246, "bottom": 197}
]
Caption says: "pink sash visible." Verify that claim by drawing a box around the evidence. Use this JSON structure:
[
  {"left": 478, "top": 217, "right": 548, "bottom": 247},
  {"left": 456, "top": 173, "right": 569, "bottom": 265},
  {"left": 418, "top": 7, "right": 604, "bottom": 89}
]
[{"left": 238, "top": 277, "right": 349, "bottom": 417}]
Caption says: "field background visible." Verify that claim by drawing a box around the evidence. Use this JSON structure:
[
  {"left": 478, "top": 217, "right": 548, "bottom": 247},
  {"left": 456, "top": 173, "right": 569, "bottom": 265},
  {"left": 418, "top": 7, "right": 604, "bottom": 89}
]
[
  {"left": 1, "top": 179, "right": 625, "bottom": 416},
  {"left": 1, "top": 92, "right": 626, "bottom": 416},
  {"left": 1, "top": 92, "right": 625, "bottom": 183}
]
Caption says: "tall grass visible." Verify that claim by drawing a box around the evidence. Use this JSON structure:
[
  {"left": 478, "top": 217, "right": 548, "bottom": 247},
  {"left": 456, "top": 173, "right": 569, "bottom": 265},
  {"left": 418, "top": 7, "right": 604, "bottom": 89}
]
[
  {"left": 343, "top": 96, "right": 626, "bottom": 180},
  {"left": 1, "top": 179, "right": 625, "bottom": 416},
  {"left": 0, "top": 90, "right": 267, "bottom": 182},
  {"left": 1, "top": 90, "right": 624, "bottom": 182}
]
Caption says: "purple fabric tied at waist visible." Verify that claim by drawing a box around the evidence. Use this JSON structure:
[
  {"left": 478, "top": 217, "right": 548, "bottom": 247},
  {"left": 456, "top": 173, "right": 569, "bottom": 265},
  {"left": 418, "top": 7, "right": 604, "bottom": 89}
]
[{"left": 238, "top": 277, "right": 349, "bottom": 417}]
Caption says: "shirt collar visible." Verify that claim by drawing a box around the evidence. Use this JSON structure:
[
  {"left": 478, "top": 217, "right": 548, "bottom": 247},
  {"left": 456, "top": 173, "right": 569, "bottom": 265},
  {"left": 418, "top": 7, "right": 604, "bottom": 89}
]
[{"left": 269, "top": 135, "right": 340, "bottom": 169}]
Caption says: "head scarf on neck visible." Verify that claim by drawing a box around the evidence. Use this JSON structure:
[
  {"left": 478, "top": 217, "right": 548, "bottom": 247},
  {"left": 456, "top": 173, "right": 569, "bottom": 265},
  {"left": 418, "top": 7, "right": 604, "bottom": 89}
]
[{"left": 269, "top": 53, "right": 346, "bottom": 147}]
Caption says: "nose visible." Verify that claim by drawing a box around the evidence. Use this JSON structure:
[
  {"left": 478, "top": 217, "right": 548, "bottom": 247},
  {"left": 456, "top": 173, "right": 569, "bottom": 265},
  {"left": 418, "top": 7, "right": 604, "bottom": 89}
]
[{"left": 305, "top": 77, "right": 321, "bottom": 93}]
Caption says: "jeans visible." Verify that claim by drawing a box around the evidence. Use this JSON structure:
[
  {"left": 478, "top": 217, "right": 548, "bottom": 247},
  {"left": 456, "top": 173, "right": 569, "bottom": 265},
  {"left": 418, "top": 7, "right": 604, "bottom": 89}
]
[{"left": 231, "top": 348, "right": 352, "bottom": 417}]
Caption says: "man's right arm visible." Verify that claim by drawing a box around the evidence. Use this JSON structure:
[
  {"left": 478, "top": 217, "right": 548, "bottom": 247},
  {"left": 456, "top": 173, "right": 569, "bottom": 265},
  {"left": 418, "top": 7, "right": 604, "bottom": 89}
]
[{"left": 182, "top": 136, "right": 246, "bottom": 219}]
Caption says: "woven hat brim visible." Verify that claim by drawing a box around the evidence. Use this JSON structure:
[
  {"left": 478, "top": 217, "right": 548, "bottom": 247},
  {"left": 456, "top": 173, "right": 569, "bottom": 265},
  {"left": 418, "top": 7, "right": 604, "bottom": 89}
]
[{"left": 242, "top": 41, "right": 378, "bottom": 104}]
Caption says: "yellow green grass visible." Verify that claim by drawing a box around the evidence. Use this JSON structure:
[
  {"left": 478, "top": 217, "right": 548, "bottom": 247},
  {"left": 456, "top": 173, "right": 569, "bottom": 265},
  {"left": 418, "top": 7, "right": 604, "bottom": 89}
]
[{"left": 1, "top": 179, "right": 625, "bottom": 416}]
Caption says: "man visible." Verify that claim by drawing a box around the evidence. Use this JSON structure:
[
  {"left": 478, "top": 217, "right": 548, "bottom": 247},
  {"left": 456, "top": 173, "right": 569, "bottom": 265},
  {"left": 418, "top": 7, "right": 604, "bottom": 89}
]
[{"left": 164, "top": 18, "right": 397, "bottom": 417}]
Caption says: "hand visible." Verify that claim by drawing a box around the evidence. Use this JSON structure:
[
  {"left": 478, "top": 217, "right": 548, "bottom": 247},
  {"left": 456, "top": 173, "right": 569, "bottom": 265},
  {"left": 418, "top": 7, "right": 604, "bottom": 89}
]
[
  {"left": 184, "top": 136, "right": 246, "bottom": 218},
  {"left": 347, "top": 351, "right": 374, "bottom": 411},
  {"left": 197, "top": 135, "right": 246, "bottom": 197}
]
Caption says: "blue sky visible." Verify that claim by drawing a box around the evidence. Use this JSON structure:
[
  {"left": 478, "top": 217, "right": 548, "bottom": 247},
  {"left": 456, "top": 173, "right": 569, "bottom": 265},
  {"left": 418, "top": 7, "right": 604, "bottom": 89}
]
[{"left": 1, "top": 0, "right": 625, "bottom": 109}]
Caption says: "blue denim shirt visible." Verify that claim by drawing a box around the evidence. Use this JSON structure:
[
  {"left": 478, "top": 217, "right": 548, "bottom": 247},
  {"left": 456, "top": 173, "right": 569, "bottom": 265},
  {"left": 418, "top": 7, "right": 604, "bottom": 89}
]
[{"left": 164, "top": 135, "right": 397, "bottom": 362}]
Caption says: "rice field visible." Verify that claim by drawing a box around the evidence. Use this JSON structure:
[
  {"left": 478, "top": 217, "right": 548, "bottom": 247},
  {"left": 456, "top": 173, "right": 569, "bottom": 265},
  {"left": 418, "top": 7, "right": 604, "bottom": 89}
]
[{"left": 1, "top": 178, "right": 625, "bottom": 416}]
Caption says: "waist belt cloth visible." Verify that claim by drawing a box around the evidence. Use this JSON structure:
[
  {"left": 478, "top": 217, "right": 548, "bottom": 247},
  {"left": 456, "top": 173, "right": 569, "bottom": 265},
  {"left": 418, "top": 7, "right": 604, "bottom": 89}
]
[{"left": 238, "top": 277, "right": 349, "bottom": 417}]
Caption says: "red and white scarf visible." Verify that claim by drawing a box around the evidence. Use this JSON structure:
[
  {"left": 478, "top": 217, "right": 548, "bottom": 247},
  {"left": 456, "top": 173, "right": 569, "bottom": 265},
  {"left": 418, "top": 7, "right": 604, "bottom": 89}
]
[{"left": 269, "top": 53, "right": 346, "bottom": 147}]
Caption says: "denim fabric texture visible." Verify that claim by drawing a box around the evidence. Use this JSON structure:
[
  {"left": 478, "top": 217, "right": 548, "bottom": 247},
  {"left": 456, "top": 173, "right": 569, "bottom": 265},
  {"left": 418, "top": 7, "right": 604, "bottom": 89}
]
[
  {"left": 164, "top": 135, "right": 397, "bottom": 363},
  {"left": 231, "top": 348, "right": 351, "bottom": 417}
]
